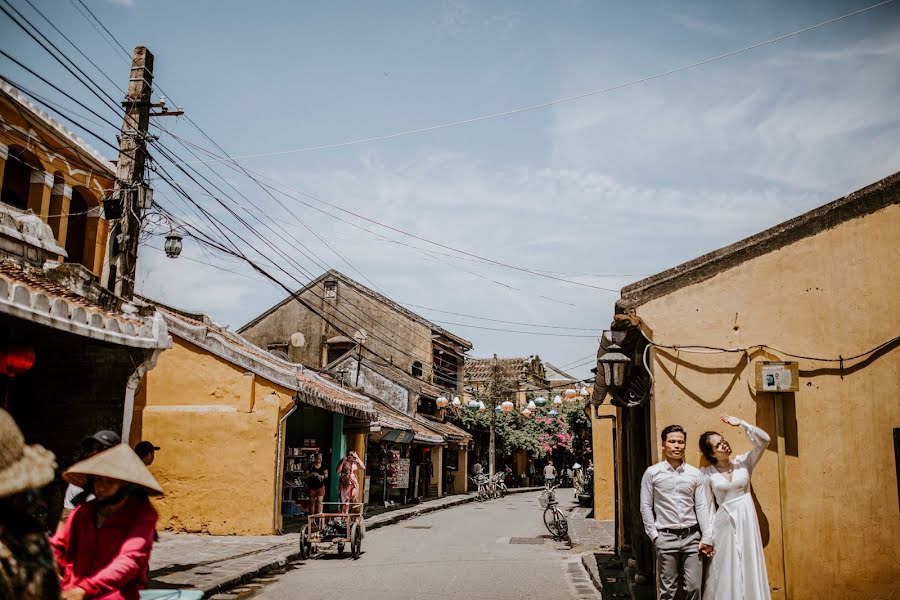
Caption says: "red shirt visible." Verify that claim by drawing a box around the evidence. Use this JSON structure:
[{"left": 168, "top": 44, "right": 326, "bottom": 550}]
[{"left": 51, "top": 496, "right": 158, "bottom": 600}]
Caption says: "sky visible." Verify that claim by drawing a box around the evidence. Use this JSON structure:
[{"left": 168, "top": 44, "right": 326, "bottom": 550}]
[{"left": 2, "top": 0, "right": 899, "bottom": 379}]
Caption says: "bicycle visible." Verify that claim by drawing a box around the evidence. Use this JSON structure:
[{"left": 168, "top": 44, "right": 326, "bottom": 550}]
[
  {"left": 493, "top": 471, "right": 508, "bottom": 498},
  {"left": 470, "top": 474, "right": 490, "bottom": 501},
  {"left": 539, "top": 484, "right": 568, "bottom": 540}
]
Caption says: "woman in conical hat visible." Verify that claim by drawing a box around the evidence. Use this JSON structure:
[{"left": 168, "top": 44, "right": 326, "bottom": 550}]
[{"left": 51, "top": 443, "right": 163, "bottom": 600}]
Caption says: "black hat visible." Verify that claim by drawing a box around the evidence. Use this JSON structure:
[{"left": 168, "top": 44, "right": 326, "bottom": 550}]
[
  {"left": 134, "top": 441, "right": 160, "bottom": 458},
  {"left": 82, "top": 430, "right": 121, "bottom": 449}
]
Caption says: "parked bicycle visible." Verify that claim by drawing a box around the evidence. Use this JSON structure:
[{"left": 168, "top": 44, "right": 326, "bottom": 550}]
[
  {"left": 470, "top": 474, "right": 491, "bottom": 501},
  {"left": 493, "top": 471, "right": 508, "bottom": 498},
  {"left": 539, "top": 484, "right": 568, "bottom": 540}
]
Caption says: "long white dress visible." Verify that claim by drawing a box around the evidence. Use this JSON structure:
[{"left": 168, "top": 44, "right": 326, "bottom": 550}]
[{"left": 701, "top": 421, "right": 771, "bottom": 600}]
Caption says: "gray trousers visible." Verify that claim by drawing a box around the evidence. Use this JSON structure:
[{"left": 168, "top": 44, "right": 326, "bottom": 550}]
[{"left": 655, "top": 529, "right": 702, "bottom": 600}]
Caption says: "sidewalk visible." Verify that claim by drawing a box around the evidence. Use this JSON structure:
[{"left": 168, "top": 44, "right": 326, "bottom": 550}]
[{"left": 148, "top": 487, "right": 543, "bottom": 597}]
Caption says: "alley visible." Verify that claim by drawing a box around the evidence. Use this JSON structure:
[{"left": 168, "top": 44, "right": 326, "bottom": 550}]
[{"left": 243, "top": 492, "right": 597, "bottom": 600}]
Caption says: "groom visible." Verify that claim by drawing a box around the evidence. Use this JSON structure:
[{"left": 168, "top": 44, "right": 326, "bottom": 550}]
[{"left": 640, "top": 425, "right": 714, "bottom": 600}]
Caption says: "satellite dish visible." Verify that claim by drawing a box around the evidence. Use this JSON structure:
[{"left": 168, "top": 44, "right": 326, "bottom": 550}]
[
  {"left": 353, "top": 329, "right": 368, "bottom": 344},
  {"left": 290, "top": 332, "right": 305, "bottom": 347}
]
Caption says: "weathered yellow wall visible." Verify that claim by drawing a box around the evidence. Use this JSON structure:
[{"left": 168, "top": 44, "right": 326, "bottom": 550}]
[
  {"left": 635, "top": 205, "right": 900, "bottom": 600},
  {"left": 448, "top": 446, "right": 467, "bottom": 493},
  {"left": 591, "top": 403, "right": 617, "bottom": 521},
  {"left": 135, "top": 337, "right": 295, "bottom": 535},
  {"left": 431, "top": 446, "right": 443, "bottom": 496}
]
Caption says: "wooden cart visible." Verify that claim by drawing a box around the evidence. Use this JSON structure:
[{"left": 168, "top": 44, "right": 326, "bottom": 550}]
[{"left": 299, "top": 502, "right": 364, "bottom": 559}]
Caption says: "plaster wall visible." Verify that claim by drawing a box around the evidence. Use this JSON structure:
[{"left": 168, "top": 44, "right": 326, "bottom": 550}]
[
  {"left": 635, "top": 204, "right": 900, "bottom": 600},
  {"left": 334, "top": 356, "right": 411, "bottom": 413},
  {"left": 240, "top": 279, "right": 436, "bottom": 381},
  {"left": 135, "top": 337, "right": 295, "bottom": 535},
  {"left": 591, "top": 403, "right": 617, "bottom": 521}
]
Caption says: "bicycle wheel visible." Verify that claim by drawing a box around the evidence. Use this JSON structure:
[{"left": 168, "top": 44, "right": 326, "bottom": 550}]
[{"left": 543, "top": 506, "right": 568, "bottom": 539}]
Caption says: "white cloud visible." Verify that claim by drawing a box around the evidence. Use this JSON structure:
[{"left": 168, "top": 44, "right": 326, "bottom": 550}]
[{"left": 106, "top": 0, "right": 136, "bottom": 7}]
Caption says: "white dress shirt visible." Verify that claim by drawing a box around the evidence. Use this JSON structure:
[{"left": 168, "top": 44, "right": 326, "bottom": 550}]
[{"left": 640, "top": 460, "right": 712, "bottom": 545}]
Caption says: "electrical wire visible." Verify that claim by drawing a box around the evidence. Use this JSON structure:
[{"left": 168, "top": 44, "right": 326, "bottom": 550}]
[
  {"left": 646, "top": 336, "right": 900, "bottom": 363},
  {"left": 167, "top": 0, "right": 895, "bottom": 164}
]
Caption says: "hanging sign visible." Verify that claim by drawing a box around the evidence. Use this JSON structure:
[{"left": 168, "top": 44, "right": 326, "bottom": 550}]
[{"left": 755, "top": 361, "right": 800, "bottom": 392}]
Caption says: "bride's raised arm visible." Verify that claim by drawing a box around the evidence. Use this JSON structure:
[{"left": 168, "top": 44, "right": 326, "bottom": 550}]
[{"left": 740, "top": 420, "right": 771, "bottom": 471}]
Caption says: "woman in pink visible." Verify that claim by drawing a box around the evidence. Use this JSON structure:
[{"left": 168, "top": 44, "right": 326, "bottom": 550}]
[
  {"left": 337, "top": 450, "right": 365, "bottom": 514},
  {"left": 51, "top": 444, "right": 163, "bottom": 600}
]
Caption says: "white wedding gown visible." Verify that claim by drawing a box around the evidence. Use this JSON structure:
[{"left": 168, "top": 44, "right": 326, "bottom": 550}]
[{"left": 701, "top": 421, "right": 771, "bottom": 600}]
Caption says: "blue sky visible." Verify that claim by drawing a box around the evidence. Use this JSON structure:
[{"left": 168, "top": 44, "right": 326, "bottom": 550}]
[{"left": 2, "top": 0, "right": 899, "bottom": 377}]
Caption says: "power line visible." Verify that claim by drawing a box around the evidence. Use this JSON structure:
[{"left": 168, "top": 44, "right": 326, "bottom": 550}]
[
  {"left": 402, "top": 303, "right": 597, "bottom": 331},
  {"left": 431, "top": 320, "right": 600, "bottom": 338},
  {"left": 168, "top": 0, "right": 895, "bottom": 163},
  {"left": 70, "top": 0, "right": 132, "bottom": 60}
]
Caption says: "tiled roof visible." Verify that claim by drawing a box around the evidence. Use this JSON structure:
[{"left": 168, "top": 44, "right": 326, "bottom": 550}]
[
  {"left": 543, "top": 362, "right": 578, "bottom": 383},
  {"left": 465, "top": 356, "right": 531, "bottom": 382},
  {"left": 238, "top": 269, "right": 473, "bottom": 351},
  {"left": 416, "top": 415, "right": 472, "bottom": 443},
  {"left": 0, "top": 260, "right": 170, "bottom": 349},
  {"left": 156, "top": 304, "right": 375, "bottom": 421},
  {"left": 370, "top": 398, "right": 444, "bottom": 445}
]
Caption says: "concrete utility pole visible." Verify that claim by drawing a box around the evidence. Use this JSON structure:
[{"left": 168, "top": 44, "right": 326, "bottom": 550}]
[
  {"left": 488, "top": 354, "right": 498, "bottom": 477},
  {"left": 101, "top": 46, "right": 153, "bottom": 299}
]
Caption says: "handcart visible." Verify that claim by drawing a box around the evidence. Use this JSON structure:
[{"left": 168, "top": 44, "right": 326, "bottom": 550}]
[{"left": 299, "top": 502, "right": 364, "bottom": 559}]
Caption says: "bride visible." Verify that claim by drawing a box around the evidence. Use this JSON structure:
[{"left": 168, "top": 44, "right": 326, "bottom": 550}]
[{"left": 699, "top": 415, "right": 771, "bottom": 600}]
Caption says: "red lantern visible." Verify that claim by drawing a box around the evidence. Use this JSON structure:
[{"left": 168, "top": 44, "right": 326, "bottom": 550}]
[{"left": 0, "top": 347, "right": 36, "bottom": 377}]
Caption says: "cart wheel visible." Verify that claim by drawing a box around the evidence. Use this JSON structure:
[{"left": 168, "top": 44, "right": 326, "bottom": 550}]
[
  {"left": 299, "top": 526, "right": 310, "bottom": 560},
  {"left": 350, "top": 523, "right": 362, "bottom": 559},
  {"left": 336, "top": 542, "right": 345, "bottom": 556}
]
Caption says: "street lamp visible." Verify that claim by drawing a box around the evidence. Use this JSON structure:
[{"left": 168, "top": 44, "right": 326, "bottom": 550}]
[
  {"left": 599, "top": 343, "right": 630, "bottom": 388},
  {"left": 164, "top": 230, "right": 183, "bottom": 258}
]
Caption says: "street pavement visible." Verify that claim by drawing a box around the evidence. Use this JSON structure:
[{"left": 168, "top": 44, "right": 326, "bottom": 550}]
[{"left": 226, "top": 491, "right": 599, "bottom": 600}]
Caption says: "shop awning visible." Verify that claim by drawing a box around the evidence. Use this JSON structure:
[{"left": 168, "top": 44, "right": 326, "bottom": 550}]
[
  {"left": 382, "top": 430, "right": 416, "bottom": 444},
  {"left": 370, "top": 398, "right": 445, "bottom": 445},
  {"left": 415, "top": 415, "right": 472, "bottom": 445}
]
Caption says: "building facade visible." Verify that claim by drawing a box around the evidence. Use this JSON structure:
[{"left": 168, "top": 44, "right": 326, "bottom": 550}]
[{"left": 592, "top": 172, "right": 900, "bottom": 600}]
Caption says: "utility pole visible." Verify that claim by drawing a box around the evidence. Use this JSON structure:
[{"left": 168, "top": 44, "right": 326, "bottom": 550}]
[
  {"left": 488, "top": 354, "right": 498, "bottom": 477},
  {"left": 101, "top": 46, "right": 153, "bottom": 298}
]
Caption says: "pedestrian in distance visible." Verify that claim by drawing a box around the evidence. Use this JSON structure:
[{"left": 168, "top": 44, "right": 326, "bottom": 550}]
[
  {"left": 58, "top": 430, "right": 121, "bottom": 531},
  {"left": 640, "top": 425, "right": 713, "bottom": 600},
  {"left": 336, "top": 449, "right": 365, "bottom": 515},
  {"left": 572, "top": 462, "right": 584, "bottom": 498},
  {"left": 699, "top": 415, "right": 772, "bottom": 600},
  {"left": 0, "top": 408, "right": 62, "bottom": 600},
  {"left": 133, "top": 441, "right": 159, "bottom": 467},
  {"left": 305, "top": 452, "right": 328, "bottom": 516},
  {"left": 51, "top": 443, "right": 163, "bottom": 600},
  {"left": 543, "top": 461, "right": 557, "bottom": 487},
  {"left": 527, "top": 460, "right": 536, "bottom": 486}
]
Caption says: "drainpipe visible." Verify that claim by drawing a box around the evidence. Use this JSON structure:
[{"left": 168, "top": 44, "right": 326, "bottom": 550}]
[
  {"left": 594, "top": 409, "right": 619, "bottom": 557},
  {"left": 274, "top": 399, "right": 300, "bottom": 534},
  {"left": 121, "top": 348, "right": 164, "bottom": 444}
]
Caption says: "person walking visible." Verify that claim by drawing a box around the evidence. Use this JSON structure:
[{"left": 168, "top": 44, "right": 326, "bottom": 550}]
[
  {"left": 543, "top": 461, "right": 557, "bottom": 487},
  {"left": 699, "top": 415, "right": 772, "bottom": 600},
  {"left": 527, "top": 461, "right": 536, "bottom": 486},
  {"left": 58, "top": 430, "right": 121, "bottom": 530},
  {"left": 640, "top": 425, "right": 713, "bottom": 600},
  {"left": 51, "top": 444, "right": 163, "bottom": 600},
  {"left": 0, "top": 408, "right": 61, "bottom": 600},
  {"left": 336, "top": 449, "right": 365, "bottom": 515},
  {"left": 572, "top": 463, "right": 585, "bottom": 498},
  {"left": 305, "top": 453, "right": 328, "bottom": 516}
]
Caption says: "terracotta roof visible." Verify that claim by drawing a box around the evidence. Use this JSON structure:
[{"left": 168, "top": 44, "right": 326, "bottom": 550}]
[
  {"left": 543, "top": 362, "right": 578, "bottom": 383},
  {"left": 618, "top": 170, "right": 900, "bottom": 311},
  {"left": 369, "top": 398, "right": 444, "bottom": 445},
  {"left": 238, "top": 269, "right": 473, "bottom": 351},
  {"left": 155, "top": 304, "right": 375, "bottom": 421},
  {"left": 0, "top": 259, "right": 170, "bottom": 349},
  {"left": 416, "top": 414, "right": 472, "bottom": 444}
]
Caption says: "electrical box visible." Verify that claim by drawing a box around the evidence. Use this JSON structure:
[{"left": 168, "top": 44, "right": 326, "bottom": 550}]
[
  {"left": 136, "top": 184, "right": 154, "bottom": 210},
  {"left": 754, "top": 361, "right": 800, "bottom": 392}
]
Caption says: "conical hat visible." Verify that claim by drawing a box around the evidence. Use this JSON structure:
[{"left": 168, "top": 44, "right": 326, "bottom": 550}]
[{"left": 63, "top": 443, "right": 163, "bottom": 495}]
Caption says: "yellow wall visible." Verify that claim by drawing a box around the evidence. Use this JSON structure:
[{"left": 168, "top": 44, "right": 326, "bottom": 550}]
[
  {"left": 634, "top": 204, "right": 900, "bottom": 600},
  {"left": 431, "top": 445, "right": 443, "bottom": 496},
  {"left": 134, "top": 337, "right": 296, "bottom": 535},
  {"left": 591, "top": 403, "right": 617, "bottom": 521}
]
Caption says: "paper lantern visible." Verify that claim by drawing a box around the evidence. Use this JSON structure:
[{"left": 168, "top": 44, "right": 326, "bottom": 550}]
[
  {"left": 552, "top": 395, "right": 563, "bottom": 405},
  {"left": 0, "top": 347, "right": 35, "bottom": 377},
  {"left": 451, "top": 396, "right": 461, "bottom": 406},
  {"left": 501, "top": 400, "right": 514, "bottom": 413},
  {"left": 436, "top": 396, "right": 449, "bottom": 408},
  {"left": 478, "top": 400, "right": 486, "bottom": 411},
  {"left": 467, "top": 400, "right": 480, "bottom": 409},
  {"left": 548, "top": 409, "right": 558, "bottom": 417},
  {"left": 521, "top": 408, "right": 532, "bottom": 417},
  {"left": 564, "top": 388, "right": 577, "bottom": 398},
  {"left": 534, "top": 396, "right": 547, "bottom": 406},
  {"left": 579, "top": 386, "right": 590, "bottom": 397},
  {"left": 527, "top": 400, "right": 537, "bottom": 410}
]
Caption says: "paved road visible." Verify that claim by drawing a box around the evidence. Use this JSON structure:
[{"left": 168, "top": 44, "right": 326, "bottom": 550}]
[{"left": 238, "top": 491, "right": 598, "bottom": 600}]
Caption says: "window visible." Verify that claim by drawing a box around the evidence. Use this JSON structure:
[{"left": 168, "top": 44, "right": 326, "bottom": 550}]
[
  {"left": 324, "top": 280, "right": 337, "bottom": 300},
  {"left": 411, "top": 361, "right": 423, "bottom": 378},
  {"left": 0, "top": 146, "right": 37, "bottom": 210}
]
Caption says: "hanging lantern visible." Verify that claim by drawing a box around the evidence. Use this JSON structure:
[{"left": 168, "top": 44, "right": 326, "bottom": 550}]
[
  {"left": 478, "top": 400, "right": 486, "bottom": 411},
  {"left": 579, "top": 386, "right": 590, "bottom": 397},
  {"left": 534, "top": 396, "right": 547, "bottom": 406},
  {"left": 521, "top": 408, "right": 532, "bottom": 417},
  {"left": 501, "top": 400, "right": 514, "bottom": 413},
  {"left": 451, "top": 396, "right": 461, "bottom": 406},
  {"left": 164, "top": 231, "right": 183, "bottom": 258},
  {"left": 467, "top": 400, "right": 480, "bottom": 409},
  {"left": 564, "top": 388, "right": 577, "bottom": 399},
  {"left": 527, "top": 400, "right": 537, "bottom": 410},
  {"left": 548, "top": 409, "right": 558, "bottom": 417},
  {"left": 553, "top": 395, "right": 563, "bottom": 405},
  {"left": 436, "top": 396, "right": 449, "bottom": 408},
  {"left": 495, "top": 405, "right": 503, "bottom": 412},
  {"left": 0, "top": 347, "right": 36, "bottom": 377},
  {"left": 599, "top": 343, "right": 630, "bottom": 388}
]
